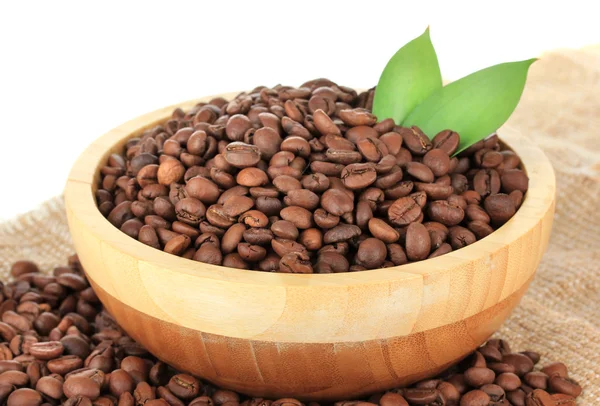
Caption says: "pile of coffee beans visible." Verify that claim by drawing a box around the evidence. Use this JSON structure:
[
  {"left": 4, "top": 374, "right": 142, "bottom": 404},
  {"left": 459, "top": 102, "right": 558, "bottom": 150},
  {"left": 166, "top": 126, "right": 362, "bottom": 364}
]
[
  {"left": 97, "top": 79, "right": 529, "bottom": 272},
  {"left": 3, "top": 257, "right": 582, "bottom": 405}
]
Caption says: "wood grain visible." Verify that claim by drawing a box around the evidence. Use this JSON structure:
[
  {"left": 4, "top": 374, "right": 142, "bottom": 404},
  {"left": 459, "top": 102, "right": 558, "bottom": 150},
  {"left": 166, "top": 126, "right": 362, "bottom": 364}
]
[{"left": 64, "top": 92, "right": 556, "bottom": 400}]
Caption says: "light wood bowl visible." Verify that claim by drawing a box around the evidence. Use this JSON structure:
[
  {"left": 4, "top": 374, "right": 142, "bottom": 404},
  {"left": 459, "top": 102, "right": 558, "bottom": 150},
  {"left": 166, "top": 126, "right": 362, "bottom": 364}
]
[{"left": 64, "top": 92, "right": 556, "bottom": 401}]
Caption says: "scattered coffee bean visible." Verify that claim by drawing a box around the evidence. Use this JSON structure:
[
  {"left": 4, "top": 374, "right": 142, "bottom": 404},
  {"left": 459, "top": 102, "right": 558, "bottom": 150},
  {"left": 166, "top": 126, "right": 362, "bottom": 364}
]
[{"left": 0, "top": 257, "right": 590, "bottom": 405}]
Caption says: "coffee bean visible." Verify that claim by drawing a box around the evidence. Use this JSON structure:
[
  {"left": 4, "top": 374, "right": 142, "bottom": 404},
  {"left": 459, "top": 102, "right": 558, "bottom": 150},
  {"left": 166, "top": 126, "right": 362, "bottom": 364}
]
[
  {"left": 6, "top": 388, "right": 42, "bottom": 406},
  {"left": 432, "top": 130, "right": 460, "bottom": 155},
  {"left": 502, "top": 353, "right": 534, "bottom": 376},
  {"left": 99, "top": 81, "right": 529, "bottom": 272},
  {"left": 29, "top": 341, "right": 64, "bottom": 360},
  {"left": 495, "top": 372, "right": 522, "bottom": 391},
  {"left": 378, "top": 392, "right": 408, "bottom": 406},
  {"left": 525, "top": 389, "right": 554, "bottom": 406},
  {"left": 388, "top": 197, "right": 421, "bottom": 226},
  {"left": 428, "top": 201, "right": 465, "bottom": 226},
  {"left": 0, "top": 370, "right": 29, "bottom": 386},
  {"left": 501, "top": 169, "right": 529, "bottom": 193},
  {"left": 279, "top": 252, "right": 313, "bottom": 274},
  {"left": 283, "top": 189, "right": 320, "bottom": 210},
  {"left": 167, "top": 374, "right": 200, "bottom": 399},
  {"left": 484, "top": 194, "right": 516, "bottom": 224},
  {"left": 405, "top": 223, "right": 431, "bottom": 261},
  {"left": 399, "top": 126, "right": 432, "bottom": 155},
  {"left": 341, "top": 163, "right": 377, "bottom": 189},
  {"left": 551, "top": 393, "right": 577, "bottom": 405},
  {"left": 313, "top": 208, "right": 340, "bottom": 229},
  {"left": 541, "top": 362, "right": 568, "bottom": 378},
  {"left": 323, "top": 224, "right": 362, "bottom": 244},
  {"left": 298, "top": 229, "right": 323, "bottom": 251},
  {"left": 10, "top": 261, "right": 40, "bottom": 278},
  {"left": 506, "top": 389, "right": 526, "bottom": 406},
  {"left": 464, "top": 367, "right": 495, "bottom": 387},
  {"left": 406, "top": 162, "right": 435, "bottom": 183},
  {"left": 473, "top": 169, "right": 501, "bottom": 197},
  {"left": 402, "top": 388, "right": 441, "bottom": 404},
  {"left": 35, "top": 375, "right": 63, "bottom": 399},
  {"left": 355, "top": 238, "right": 387, "bottom": 268},
  {"left": 460, "top": 389, "right": 490, "bottom": 405},
  {"left": 448, "top": 226, "right": 477, "bottom": 250},
  {"left": 63, "top": 376, "right": 100, "bottom": 400},
  {"left": 524, "top": 372, "right": 549, "bottom": 390},
  {"left": 468, "top": 221, "right": 494, "bottom": 239},
  {"left": 415, "top": 182, "right": 454, "bottom": 200},
  {"left": 423, "top": 149, "right": 451, "bottom": 177},
  {"left": 548, "top": 375, "right": 582, "bottom": 397},
  {"left": 270, "top": 220, "right": 298, "bottom": 241},
  {"left": 368, "top": 218, "right": 399, "bottom": 243},
  {"left": 321, "top": 189, "right": 354, "bottom": 216},
  {"left": 280, "top": 206, "right": 313, "bottom": 229}
]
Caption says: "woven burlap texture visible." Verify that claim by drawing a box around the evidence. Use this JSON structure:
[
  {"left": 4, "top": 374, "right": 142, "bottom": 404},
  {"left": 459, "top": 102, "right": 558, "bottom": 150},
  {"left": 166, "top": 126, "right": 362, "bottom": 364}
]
[{"left": 1, "top": 47, "right": 599, "bottom": 403}]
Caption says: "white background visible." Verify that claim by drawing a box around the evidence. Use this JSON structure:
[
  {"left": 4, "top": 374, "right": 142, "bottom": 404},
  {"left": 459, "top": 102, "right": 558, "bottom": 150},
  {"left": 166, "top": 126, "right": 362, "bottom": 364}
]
[{"left": 1, "top": 1, "right": 598, "bottom": 220}]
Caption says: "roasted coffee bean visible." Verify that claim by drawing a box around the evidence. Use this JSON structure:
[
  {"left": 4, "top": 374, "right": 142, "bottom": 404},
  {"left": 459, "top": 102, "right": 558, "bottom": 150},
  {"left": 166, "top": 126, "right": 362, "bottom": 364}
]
[
  {"left": 496, "top": 372, "right": 522, "bottom": 391},
  {"left": 368, "top": 218, "right": 399, "bottom": 243},
  {"left": 280, "top": 206, "right": 313, "bottom": 230},
  {"left": 321, "top": 189, "right": 354, "bottom": 216},
  {"left": 502, "top": 353, "right": 534, "bottom": 376},
  {"left": 283, "top": 189, "right": 320, "bottom": 210},
  {"left": 464, "top": 367, "right": 495, "bottom": 387},
  {"left": 473, "top": 169, "right": 501, "bottom": 197},
  {"left": 484, "top": 194, "right": 517, "bottom": 224},
  {"left": 524, "top": 372, "right": 549, "bottom": 390},
  {"left": 468, "top": 221, "right": 494, "bottom": 239},
  {"left": 313, "top": 208, "right": 340, "bottom": 229},
  {"left": 415, "top": 182, "right": 454, "bottom": 200},
  {"left": 428, "top": 243, "right": 452, "bottom": 258},
  {"left": 551, "top": 393, "right": 577, "bottom": 405},
  {"left": 406, "top": 162, "right": 435, "bottom": 183},
  {"left": 460, "top": 389, "right": 490, "bottom": 405},
  {"left": 63, "top": 376, "right": 101, "bottom": 400},
  {"left": 29, "top": 341, "right": 64, "bottom": 360},
  {"left": 448, "top": 226, "right": 477, "bottom": 250},
  {"left": 6, "top": 387, "right": 43, "bottom": 406},
  {"left": 428, "top": 201, "right": 465, "bottom": 226},
  {"left": 323, "top": 224, "right": 362, "bottom": 244},
  {"left": 355, "top": 238, "right": 387, "bottom": 269},
  {"left": 10, "top": 261, "right": 40, "bottom": 278},
  {"left": 432, "top": 130, "right": 460, "bottom": 156},
  {"left": 405, "top": 223, "right": 431, "bottom": 261},
  {"left": 501, "top": 169, "right": 529, "bottom": 193},
  {"left": 185, "top": 177, "right": 220, "bottom": 204},
  {"left": 279, "top": 252, "right": 313, "bottom": 273},
  {"left": 400, "top": 126, "right": 432, "bottom": 155},
  {"left": 99, "top": 81, "right": 528, "bottom": 272},
  {"left": 243, "top": 228, "right": 274, "bottom": 246},
  {"left": 525, "top": 389, "right": 554, "bottom": 406},
  {"left": 541, "top": 362, "right": 568, "bottom": 378},
  {"left": 167, "top": 374, "right": 200, "bottom": 399},
  {"left": 341, "top": 163, "right": 377, "bottom": 189},
  {"left": 548, "top": 375, "right": 582, "bottom": 397},
  {"left": 402, "top": 388, "right": 441, "bottom": 404},
  {"left": 388, "top": 197, "right": 421, "bottom": 226}
]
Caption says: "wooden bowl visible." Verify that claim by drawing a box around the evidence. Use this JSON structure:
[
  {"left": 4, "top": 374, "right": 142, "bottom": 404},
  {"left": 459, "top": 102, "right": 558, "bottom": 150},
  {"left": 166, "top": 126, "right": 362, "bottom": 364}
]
[{"left": 65, "top": 92, "right": 556, "bottom": 401}]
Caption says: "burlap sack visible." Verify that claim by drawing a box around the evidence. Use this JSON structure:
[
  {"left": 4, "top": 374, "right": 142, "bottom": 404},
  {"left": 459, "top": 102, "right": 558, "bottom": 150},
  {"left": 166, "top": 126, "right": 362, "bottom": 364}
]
[{"left": 1, "top": 47, "right": 599, "bottom": 403}]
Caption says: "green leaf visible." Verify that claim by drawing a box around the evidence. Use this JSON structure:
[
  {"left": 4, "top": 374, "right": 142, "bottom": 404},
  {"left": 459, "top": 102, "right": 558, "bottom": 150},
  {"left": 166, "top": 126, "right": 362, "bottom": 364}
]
[
  {"left": 372, "top": 27, "right": 442, "bottom": 124},
  {"left": 402, "top": 58, "right": 536, "bottom": 154}
]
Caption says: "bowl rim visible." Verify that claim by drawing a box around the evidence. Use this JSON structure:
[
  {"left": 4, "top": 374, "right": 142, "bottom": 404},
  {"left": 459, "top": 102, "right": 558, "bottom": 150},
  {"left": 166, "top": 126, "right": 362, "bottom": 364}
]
[{"left": 64, "top": 91, "right": 556, "bottom": 288}]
